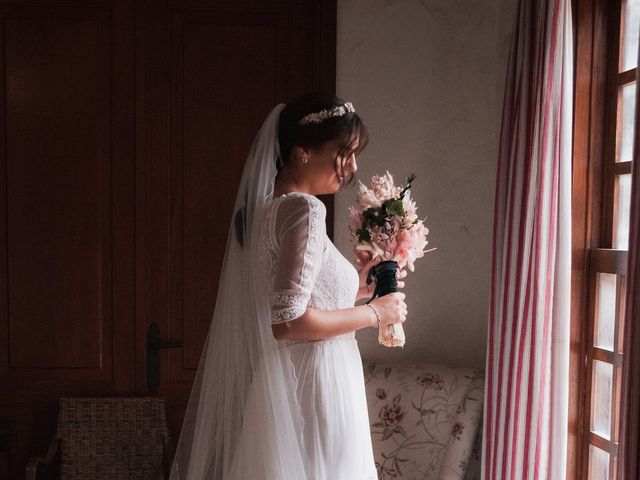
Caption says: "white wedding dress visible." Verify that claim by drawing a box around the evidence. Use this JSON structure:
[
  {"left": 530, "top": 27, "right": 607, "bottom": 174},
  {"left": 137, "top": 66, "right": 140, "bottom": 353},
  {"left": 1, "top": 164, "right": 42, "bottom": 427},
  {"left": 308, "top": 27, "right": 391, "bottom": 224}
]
[{"left": 227, "top": 191, "right": 377, "bottom": 479}]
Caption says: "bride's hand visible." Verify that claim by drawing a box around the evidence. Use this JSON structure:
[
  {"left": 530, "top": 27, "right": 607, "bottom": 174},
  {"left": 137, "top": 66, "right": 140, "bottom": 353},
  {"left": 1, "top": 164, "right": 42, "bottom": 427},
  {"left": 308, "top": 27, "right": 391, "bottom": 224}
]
[
  {"left": 357, "top": 257, "right": 408, "bottom": 301},
  {"left": 370, "top": 292, "right": 407, "bottom": 326},
  {"left": 396, "top": 267, "right": 407, "bottom": 289},
  {"left": 357, "top": 257, "right": 381, "bottom": 300}
]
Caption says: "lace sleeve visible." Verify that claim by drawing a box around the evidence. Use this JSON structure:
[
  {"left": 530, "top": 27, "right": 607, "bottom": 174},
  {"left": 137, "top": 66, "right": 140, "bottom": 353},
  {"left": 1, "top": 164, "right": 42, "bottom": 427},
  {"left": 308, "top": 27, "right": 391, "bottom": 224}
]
[{"left": 270, "top": 194, "right": 326, "bottom": 324}]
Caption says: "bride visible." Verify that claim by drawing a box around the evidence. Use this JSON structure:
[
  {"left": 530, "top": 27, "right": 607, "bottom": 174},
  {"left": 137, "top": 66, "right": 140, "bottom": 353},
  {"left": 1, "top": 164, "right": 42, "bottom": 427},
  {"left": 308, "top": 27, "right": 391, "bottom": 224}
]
[{"left": 169, "top": 92, "right": 408, "bottom": 480}]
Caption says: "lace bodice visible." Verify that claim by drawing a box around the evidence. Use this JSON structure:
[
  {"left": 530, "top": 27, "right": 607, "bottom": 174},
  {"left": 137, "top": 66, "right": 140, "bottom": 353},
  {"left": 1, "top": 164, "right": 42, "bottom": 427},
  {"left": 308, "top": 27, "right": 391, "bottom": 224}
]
[{"left": 259, "top": 192, "right": 360, "bottom": 335}]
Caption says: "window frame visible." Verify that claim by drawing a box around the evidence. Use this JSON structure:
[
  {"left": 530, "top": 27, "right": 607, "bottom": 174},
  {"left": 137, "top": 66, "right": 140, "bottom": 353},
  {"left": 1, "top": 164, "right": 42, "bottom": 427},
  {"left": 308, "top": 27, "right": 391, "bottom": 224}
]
[{"left": 571, "top": 0, "right": 636, "bottom": 478}]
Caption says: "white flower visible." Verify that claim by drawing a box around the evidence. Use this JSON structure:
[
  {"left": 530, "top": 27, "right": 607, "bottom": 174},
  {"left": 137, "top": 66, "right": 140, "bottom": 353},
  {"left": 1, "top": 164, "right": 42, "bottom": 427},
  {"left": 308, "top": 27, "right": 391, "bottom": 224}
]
[
  {"left": 369, "top": 171, "right": 396, "bottom": 201},
  {"left": 357, "top": 180, "right": 382, "bottom": 209}
]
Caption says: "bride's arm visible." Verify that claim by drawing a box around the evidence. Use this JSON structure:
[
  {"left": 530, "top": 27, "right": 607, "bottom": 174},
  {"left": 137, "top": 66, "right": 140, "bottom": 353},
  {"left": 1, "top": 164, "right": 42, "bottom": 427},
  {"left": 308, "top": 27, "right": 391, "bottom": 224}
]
[
  {"left": 272, "top": 305, "right": 376, "bottom": 341},
  {"left": 272, "top": 292, "right": 407, "bottom": 341},
  {"left": 269, "top": 197, "right": 407, "bottom": 341},
  {"left": 354, "top": 258, "right": 408, "bottom": 302}
]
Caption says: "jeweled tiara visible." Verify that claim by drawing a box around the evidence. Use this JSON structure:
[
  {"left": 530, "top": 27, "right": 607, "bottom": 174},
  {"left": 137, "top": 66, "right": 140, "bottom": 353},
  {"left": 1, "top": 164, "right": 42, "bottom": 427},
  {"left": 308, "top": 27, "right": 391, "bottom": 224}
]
[{"left": 297, "top": 102, "right": 355, "bottom": 125}]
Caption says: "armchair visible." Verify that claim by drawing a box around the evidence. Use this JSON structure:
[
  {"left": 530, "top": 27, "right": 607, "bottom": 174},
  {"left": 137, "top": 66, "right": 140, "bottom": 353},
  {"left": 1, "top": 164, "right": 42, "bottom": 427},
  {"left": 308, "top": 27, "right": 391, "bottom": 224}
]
[{"left": 26, "top": 397, "right": 173, "bottom": 480}]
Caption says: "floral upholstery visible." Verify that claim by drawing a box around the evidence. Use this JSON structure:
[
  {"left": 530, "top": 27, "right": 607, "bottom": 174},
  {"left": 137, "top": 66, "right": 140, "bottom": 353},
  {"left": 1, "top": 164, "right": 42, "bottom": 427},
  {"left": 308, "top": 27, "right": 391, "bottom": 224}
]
[{"left": 363, "top": 362, "right": 484, "bottom": 480}]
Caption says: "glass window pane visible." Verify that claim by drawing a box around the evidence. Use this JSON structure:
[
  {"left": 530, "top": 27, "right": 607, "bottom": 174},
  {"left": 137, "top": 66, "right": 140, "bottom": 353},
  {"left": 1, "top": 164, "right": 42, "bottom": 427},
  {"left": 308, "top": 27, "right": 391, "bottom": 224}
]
[
  {"left": 616, "top": 83, "right": 636, "bottom": 163},
  {"left": 591, "top": 360, "right": 613, "bottom": 440},
  {"left": 617, "top": 276, "right": 627, "bottom": 354},
  {"left": 621, "top": 0, "right": 640, "bottom": 72},
  {"left": 613, "top": 174, "right": 632, "bottom": 249},
  {"left": 594, "top": 273, "right": 617, "bottom": 351},
  {"left": 589, "top": 444, "right": 610, "bottom": 479}
]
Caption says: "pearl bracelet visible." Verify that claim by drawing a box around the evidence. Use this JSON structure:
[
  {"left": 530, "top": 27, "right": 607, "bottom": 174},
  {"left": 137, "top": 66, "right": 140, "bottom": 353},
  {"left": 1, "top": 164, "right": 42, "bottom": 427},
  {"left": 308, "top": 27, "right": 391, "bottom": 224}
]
[{"left": 366, "top": 303, "right": 382, "bottom": 328}]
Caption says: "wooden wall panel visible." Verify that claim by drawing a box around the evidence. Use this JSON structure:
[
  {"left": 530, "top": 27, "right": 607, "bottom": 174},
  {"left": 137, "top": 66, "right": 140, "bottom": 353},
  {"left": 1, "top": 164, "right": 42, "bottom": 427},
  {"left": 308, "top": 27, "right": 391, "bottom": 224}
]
[
  {"left": 139, "top": 0, "right": 336, "bottom": 401},
  {"left": 5, "top": 17, "right": 109, "bottom": 371},
  {"left": 0, "top": 0, "right": 335, "bottom": 477},
  {"left": 0, "top": 5, "right": 127, "bottom": 393},
  {"left": 0, "top": 3, "right": 136, "bottom": 477},
  {"left": 171, "top": 11, "right": 286, "bottom": 374}
]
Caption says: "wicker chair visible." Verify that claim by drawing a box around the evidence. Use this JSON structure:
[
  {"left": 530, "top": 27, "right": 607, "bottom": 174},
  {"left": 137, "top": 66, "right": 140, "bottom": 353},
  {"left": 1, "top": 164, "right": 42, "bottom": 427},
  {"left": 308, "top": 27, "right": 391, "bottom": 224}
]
[{"left": 26, "top": 397, "right": 173, "bottom": 480}]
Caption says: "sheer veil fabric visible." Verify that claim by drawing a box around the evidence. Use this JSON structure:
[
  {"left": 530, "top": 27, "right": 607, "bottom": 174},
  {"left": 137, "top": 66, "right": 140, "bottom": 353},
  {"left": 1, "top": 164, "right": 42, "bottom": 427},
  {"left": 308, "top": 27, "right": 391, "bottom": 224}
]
[{"left": 169, "top": 103, "right": 311, "bottom": 479}]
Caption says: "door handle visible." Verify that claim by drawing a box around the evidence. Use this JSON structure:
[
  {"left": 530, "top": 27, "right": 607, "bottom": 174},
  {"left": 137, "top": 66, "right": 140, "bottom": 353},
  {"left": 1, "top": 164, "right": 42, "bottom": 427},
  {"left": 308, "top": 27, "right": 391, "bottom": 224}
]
[{"left": 146, "top": 323, "right": 183, "bottom": 393}]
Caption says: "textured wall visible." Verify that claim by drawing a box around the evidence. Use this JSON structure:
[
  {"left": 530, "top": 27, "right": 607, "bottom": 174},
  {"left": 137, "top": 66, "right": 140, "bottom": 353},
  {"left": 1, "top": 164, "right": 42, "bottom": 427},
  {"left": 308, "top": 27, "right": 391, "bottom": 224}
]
[{"left": 335, "top": 0, "right": 515, "bottom": 368}]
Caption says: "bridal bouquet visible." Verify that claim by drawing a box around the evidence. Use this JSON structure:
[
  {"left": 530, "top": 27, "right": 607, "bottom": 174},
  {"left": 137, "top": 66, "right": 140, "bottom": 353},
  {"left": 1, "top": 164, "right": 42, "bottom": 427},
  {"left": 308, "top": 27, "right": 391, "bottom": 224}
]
[{"left": 348, "top": 171, "right": 433, "bottom": 347}]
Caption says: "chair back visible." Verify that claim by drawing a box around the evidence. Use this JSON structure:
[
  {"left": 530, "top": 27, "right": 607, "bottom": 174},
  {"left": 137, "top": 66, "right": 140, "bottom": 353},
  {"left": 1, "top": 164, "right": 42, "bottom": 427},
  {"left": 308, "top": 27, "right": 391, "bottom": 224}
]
[{"left": 56, "top": 397, "right": 169, "bottom": 480}]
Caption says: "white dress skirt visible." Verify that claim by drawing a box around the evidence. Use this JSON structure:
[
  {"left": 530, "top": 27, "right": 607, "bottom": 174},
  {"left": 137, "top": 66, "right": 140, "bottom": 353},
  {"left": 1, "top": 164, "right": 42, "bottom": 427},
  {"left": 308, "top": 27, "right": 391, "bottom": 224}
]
[{"left": 228, "top": 191, "right": 377, "bottom": 480}]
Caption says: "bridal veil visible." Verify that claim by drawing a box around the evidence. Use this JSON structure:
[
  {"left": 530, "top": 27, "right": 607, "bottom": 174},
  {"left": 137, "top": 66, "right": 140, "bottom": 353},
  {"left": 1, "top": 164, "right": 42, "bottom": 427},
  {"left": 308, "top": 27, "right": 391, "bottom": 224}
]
[{"left": 169, "top": 103, "right": 310, "bottom": 479}]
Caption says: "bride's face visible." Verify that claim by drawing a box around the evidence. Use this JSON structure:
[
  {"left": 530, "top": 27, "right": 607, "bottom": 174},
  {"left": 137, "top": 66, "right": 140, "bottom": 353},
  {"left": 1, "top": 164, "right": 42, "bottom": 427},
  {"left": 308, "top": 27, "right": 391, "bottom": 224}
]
[{"left": 306, "top": 137, "right": 359, "bottom": 195}]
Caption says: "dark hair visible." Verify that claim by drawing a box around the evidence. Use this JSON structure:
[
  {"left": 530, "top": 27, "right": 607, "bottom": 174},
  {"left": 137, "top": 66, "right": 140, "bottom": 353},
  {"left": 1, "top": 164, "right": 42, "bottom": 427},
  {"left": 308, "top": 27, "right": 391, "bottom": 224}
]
[
  {"left": 277, "top": 91, "right": 369, "bottom": 189},
  {"left": 234, "top": 93, "right": 368, "bottom": 247}
]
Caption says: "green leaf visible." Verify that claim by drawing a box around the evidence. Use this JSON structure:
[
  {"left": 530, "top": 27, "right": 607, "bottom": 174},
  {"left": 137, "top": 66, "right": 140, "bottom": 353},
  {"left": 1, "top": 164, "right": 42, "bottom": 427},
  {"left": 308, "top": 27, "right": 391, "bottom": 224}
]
[
  {"left": 363, "top": 207, "right": 386, "bottom": 227},
  {"left": 383, "top": 428, "right": 394, "bottom": 440},
  {"left": 399, "top": 173, "right": 416, "bottom": 199},
  {"left": 393, "top": 426, "right": 407, "bottom": 438},
  {"left": 394, "top": 457, "right": 404, "bottom": 476},
  {"left": 356, "top": 227, "right": 371, "bottom": 243},
  {"left": 385, "top": 198, "right": 405, "bottom": 217}
]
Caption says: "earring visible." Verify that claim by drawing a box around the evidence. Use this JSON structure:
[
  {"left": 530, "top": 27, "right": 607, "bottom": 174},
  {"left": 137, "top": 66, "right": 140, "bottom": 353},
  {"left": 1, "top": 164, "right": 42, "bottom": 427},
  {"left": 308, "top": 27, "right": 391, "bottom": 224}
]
[{"left": 302, "top": 157, "right": 308, "bottom": 164}]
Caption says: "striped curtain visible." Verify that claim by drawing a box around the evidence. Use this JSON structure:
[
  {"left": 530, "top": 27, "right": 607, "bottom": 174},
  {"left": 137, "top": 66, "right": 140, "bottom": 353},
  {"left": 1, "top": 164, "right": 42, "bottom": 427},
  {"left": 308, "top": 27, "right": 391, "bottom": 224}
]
[{"left": 482, "top": 0, "right": 573, "bottom": 479}]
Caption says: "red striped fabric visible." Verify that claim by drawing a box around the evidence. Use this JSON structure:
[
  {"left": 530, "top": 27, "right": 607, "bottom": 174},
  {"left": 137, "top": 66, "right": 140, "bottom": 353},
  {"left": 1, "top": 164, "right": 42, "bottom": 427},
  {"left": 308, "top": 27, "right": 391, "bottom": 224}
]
[{"left": 482, "top": 0, "right": 572, "bottom": 478}]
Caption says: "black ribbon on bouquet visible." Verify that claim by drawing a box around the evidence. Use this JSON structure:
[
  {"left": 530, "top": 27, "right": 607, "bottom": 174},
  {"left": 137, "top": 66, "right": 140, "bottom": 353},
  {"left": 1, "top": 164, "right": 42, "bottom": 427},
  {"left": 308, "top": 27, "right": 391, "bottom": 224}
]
[{"left": 365, "top": 260, "right": 399, "bottom": 304}]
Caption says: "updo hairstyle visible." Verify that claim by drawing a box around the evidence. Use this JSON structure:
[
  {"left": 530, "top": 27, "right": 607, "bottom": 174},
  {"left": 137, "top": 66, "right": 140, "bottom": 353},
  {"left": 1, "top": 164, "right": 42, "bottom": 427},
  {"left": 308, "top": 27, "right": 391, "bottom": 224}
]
[
  {"left": 277, "top": 91, "right": 369, "bottom": 189},
  {"left": 235, "top": 92, "right": 368, "bottom": 246}
]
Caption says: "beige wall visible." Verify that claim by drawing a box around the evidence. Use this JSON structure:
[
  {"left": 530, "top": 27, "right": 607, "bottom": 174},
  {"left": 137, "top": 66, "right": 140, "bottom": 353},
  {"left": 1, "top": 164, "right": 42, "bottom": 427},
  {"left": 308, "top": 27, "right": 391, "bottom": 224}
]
[{"left": 336, "top": 0, "right": 515, "bottom": 368}]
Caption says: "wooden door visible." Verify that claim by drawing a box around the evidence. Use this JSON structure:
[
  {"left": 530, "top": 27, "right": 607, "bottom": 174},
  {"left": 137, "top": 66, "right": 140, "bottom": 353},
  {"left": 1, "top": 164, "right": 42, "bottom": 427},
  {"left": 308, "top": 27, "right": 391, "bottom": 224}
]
[
  {"left": 0, "top": 0, "right": 335, "bottom": 478},
  {"left": 138, "top": 0, "right": 336, "bottom": 438},
  {"left": 0, "top": 2, "right": 137, "bottom": 478}
]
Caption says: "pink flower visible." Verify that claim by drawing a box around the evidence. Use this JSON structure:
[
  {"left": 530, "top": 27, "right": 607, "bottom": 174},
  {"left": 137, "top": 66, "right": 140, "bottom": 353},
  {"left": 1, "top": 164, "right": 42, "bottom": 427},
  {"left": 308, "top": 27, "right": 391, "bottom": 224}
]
[
  {"left": 354, "top": 249, "right": 372, "bottom": 267},
  {"left": 451, "top": 422, "right": 465, "bottom": 440},
  {"left": 379, "top": 403, "right": 405, "bottom": 426},
  {"left": 392, "top": 229, "right": 414, "bottom": 268},
  {"left": 349, "top": 171, "right": 433, "bottom": 271},
  {"left": 347, "top": 206, "right": 363, "bottom": 232},
  {"left": 369, "top": 171, "right": 396, "bottom": 201},
  {"left": 402, "top": 199, "right": 418, "bottom": 227}
]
